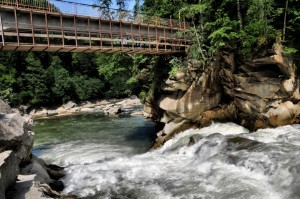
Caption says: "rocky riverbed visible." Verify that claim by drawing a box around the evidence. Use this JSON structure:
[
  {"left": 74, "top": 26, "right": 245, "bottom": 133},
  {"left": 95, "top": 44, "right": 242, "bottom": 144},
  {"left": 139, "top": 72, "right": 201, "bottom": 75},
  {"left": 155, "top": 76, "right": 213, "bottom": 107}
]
[{"left": 28, "top": 96, "right": 143, "bottom": 120}]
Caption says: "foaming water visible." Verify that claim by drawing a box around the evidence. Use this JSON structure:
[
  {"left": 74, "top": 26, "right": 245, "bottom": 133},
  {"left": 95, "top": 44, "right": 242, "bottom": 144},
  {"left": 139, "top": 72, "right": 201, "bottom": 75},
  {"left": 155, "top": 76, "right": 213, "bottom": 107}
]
[{"left": 34, "top": 117, "right": 300, "bottom": 199}]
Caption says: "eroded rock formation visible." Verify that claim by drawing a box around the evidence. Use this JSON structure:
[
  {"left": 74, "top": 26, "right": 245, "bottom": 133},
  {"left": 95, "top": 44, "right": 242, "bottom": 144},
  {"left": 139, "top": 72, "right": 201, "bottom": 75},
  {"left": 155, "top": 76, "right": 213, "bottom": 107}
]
[{"left": 147, "top": 45, "right": 300, "bottom": 147}]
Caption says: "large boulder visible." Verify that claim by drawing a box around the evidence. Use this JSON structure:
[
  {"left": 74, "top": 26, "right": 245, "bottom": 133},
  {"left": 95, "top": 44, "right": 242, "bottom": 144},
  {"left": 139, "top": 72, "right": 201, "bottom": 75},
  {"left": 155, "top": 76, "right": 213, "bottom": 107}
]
[
  {"left": 0, "top": 151, "right": 18, "bottom": 199},
  {"left": 0, "top": 113, "right": 34, "bottom": 162},
  {"left": 159, "top": 67, "right": 222, "bottom": 122}
]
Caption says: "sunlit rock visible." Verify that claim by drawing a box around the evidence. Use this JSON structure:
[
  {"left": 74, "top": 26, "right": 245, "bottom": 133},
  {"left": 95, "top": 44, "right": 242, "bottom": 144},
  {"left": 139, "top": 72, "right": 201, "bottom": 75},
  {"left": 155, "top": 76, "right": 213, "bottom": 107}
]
[{"left": 0, "top": 113, "right": 34, "bottom": 162}]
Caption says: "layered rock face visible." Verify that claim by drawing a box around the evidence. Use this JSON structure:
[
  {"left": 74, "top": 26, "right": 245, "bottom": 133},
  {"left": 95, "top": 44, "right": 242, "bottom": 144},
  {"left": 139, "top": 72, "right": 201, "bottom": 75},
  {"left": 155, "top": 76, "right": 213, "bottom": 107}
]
[{"left": 148, "top": 45, "right": 300, "bottom": 147}]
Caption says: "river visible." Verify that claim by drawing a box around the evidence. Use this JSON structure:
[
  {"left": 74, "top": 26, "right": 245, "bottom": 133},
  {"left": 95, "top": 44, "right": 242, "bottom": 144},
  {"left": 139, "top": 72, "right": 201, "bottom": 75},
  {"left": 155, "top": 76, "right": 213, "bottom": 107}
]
[{"left": 33, "top": 114, "right": 300, "bottom": 199}]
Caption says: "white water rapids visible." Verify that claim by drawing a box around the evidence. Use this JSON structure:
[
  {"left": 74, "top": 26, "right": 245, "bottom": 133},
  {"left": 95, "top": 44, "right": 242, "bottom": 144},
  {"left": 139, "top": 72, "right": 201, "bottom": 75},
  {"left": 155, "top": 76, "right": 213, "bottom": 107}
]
[{"left": 36, "top": 122, "right": 300, "bottom": 199}]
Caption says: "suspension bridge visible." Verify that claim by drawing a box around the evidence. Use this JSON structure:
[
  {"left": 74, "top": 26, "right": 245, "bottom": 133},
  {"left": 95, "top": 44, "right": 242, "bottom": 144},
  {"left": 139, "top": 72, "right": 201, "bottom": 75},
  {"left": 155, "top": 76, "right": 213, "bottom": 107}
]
[{"left": 0, "top": 0, "right": 190, "bottom": 54}]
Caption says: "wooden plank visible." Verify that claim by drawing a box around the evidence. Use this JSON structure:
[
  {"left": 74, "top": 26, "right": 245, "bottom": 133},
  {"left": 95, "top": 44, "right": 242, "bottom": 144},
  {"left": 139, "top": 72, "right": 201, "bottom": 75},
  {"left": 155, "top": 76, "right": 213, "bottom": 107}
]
[
  {"left": 44, "top": 46, "right": 64, "bottom": 52},
  {"left": 2, "top": 45, "right": 18, "bottom": 51},
  {"left": 71, "top": 47, "right": 89, "bottom": 52},
  {"left": 59, "top": 47, "right": 77, "bottom": 52},
  {"left": 17, "top": 46, "right": 34, "bottom": 51},
  {"left": 31, "top": 45, "right": 48, "bottom": 51}
]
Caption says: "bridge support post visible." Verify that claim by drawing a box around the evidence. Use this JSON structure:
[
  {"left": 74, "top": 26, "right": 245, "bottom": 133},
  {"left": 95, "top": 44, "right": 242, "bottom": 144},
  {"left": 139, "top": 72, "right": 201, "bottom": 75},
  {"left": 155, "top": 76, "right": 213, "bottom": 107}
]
[
  {"left": 14, "top": 8, "right": 19, "bottom": 47},
  {"left": 30, "top": 10, "right": 35, "bottom": 46},
  {"left": 0, "top": 13, "right": 5, "bottom": 46},
  {"left": 60, "top": 13, "right": 64, "bottom": 47}
]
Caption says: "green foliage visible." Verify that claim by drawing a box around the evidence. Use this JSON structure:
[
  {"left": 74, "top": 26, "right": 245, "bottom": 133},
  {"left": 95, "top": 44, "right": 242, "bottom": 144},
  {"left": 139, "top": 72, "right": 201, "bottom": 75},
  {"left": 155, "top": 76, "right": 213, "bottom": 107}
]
[
  {"left": 0, "top": 64, "right": 16, "bottom": 101},
  {"left": 0, "top": 51, "right": 141, "bottom": 107},
  {"left": 22, "top": 52, "right": 52, "bottom": 105},
  {"left": 72, "top": 76, "right": 104, "bottom": 101},
  {"left": 168, "top": 57, "right": 184, "bottom": 77},
  {"left": 179, "top": 3, "right": 208, "bottom": 21},
  {"left": 97, "top": 53, "right": 137, "bottom": 98},
  {"left": 175, "top": 0, "right": 300, "bottom": 58},
  {"left": 283, "top": 47, "right": 298, "bottom": 55}
]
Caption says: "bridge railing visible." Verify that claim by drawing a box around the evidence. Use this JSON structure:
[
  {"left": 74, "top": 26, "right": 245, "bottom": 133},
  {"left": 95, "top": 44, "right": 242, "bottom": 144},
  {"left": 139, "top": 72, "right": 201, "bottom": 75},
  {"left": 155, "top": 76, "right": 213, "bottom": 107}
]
[{"left": 0, "top": 0, "right": 189, "bottom": 30}]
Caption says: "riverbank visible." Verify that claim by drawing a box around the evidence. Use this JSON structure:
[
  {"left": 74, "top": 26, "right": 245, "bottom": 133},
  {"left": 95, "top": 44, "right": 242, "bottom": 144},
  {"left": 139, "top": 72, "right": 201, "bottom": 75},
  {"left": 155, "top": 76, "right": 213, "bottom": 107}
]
[{"left": 28, "top": 96, "right": 143, "bottom": 119}]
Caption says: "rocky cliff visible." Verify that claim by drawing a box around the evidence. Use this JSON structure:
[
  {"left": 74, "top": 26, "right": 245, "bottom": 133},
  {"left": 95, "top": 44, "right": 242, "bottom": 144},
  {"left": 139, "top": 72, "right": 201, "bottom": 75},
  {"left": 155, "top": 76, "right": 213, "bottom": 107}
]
[{"left": 146, "top": 45, "right": 300, "bottom": 148}]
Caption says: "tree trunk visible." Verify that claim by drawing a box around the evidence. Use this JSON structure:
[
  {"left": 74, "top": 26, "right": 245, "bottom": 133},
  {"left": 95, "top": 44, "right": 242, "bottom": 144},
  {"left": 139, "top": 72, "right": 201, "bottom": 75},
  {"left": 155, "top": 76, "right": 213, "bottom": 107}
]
[
  {"left": 237, "top": 0, "right": 243, "bottom": 29},
  {"left": 283, "top": 0, "right": 289, "bottom": 41}
]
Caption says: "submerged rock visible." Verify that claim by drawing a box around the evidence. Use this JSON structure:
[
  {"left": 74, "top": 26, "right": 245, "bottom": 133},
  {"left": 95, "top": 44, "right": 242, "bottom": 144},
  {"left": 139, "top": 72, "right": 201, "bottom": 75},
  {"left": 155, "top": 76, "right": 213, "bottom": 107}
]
[{"left": 227, "top": 137, "right": 260, "bottom": 150}]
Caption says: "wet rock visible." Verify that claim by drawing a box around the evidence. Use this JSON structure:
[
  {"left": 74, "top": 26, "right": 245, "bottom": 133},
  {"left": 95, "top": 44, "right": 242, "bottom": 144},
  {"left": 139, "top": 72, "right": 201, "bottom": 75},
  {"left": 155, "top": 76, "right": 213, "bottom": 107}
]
[
  {"left": 152, "top": 119, "right": 197, "bottom": 149},
  {"left": 45, "top": 164, "right": 65, "bottom": 180},
  {"left": 227, "top": 137, "right": 260, "bottom": 150},
  {"left": 49, "top": 180, "right": 64, "bottom": 192},
  {"left": 0, "top": 151, "right": 18, "bottom": 199},
  {"left": 188, "top": 134, "right": 203, "bottom": 146}
]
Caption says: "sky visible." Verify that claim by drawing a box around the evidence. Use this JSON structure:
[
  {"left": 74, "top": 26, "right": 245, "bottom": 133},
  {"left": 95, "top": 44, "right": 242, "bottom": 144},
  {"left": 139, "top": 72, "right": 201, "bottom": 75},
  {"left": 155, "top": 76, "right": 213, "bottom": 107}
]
[
  {"left": 75, "top": 0, "right": 136, "bottom": 10},
  {"left": 51, "top": 0, "right": 139, "bottom": 17}
]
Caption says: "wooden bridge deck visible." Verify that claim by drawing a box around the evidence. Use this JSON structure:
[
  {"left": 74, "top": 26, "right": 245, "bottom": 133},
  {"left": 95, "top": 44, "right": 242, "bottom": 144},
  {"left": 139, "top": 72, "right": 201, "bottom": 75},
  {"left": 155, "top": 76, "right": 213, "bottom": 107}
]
[{"left": 0, "top": 0, "right": 189, "bottom": 54}]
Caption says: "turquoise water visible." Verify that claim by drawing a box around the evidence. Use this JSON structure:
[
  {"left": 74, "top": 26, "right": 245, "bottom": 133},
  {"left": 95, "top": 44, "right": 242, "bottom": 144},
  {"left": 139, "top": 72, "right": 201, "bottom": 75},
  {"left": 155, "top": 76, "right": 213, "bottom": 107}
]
[{"left": 33, "top": 113, "right": 156, "bottom": 163}]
